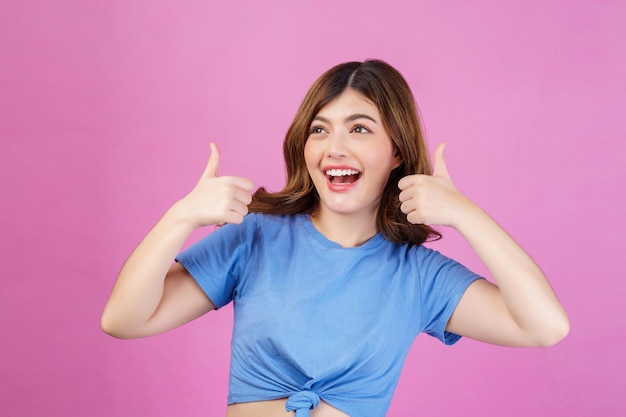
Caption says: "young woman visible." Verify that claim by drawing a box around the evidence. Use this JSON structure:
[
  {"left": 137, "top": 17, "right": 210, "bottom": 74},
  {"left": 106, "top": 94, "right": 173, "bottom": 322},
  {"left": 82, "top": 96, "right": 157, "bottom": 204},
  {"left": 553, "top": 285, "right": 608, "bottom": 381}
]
[{"left": 101, "top": 59, "right": 569, "bottom": 417}]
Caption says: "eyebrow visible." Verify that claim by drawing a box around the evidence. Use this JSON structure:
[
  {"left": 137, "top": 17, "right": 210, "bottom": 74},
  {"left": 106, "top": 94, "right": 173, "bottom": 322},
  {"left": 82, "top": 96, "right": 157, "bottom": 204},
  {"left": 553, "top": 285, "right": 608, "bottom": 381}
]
[{"left": 312, "top": 113, "right": 378, "bottom": 124}]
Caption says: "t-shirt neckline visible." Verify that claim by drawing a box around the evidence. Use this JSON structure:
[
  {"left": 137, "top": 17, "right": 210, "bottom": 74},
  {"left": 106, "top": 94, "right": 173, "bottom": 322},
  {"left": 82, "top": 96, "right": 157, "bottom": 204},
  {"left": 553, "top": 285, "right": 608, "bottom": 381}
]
[{"left": 298, "top": 214, "right": 386, "bottom": 250}]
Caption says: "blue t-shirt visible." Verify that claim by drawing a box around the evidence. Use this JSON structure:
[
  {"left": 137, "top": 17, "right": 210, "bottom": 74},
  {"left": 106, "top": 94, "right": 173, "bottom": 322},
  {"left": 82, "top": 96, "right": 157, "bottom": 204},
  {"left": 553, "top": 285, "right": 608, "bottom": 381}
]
[{"left": 176, "top": 213, "right": 482, "bottom": 417}]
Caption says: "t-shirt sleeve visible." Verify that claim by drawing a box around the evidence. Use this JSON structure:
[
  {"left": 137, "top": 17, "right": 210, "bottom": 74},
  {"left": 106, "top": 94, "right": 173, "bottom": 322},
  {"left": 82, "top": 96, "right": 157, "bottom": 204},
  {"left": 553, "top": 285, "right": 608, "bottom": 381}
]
[
  {"left": 416, "top": 245, "right": 483, "bottom": 345},
  {"left": 175, "top": 214, "right": 257, "bottom": 308}
]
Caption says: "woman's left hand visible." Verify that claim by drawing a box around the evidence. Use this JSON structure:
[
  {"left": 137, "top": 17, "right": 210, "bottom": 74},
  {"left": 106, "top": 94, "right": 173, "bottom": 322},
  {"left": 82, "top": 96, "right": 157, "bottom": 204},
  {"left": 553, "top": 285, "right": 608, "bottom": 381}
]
[
  {"left": 399, "top": 143, "right": 570, "bottom": 347},
  {"left": 398, "top": 142, "right": 473, "bottom": 228}
]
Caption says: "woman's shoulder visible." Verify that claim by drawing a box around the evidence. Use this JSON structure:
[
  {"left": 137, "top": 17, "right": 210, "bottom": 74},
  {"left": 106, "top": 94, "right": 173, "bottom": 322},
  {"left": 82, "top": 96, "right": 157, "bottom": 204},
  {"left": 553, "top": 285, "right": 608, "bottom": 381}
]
[
  {"left": 408, "top": 243, "right": 452, "bottom": 263},
  {"left": 245, "top": 212, "right": 304, "bottom": 226},
  {"left": 233, "top": 212, "right": 307, "bottom": 237},
  {"left": 218, "top": 212, "right": 299, "bottom": 229},
  {"left": 389, "top": 241, "right": 452, "bottom": 268}
]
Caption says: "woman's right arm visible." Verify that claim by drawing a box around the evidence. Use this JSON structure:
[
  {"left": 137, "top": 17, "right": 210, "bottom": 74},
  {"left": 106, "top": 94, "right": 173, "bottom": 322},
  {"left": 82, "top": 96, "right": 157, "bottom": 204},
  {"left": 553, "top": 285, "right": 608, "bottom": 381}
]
[{"left": 101, "top": 143, "right": 254, "bottom": 339}]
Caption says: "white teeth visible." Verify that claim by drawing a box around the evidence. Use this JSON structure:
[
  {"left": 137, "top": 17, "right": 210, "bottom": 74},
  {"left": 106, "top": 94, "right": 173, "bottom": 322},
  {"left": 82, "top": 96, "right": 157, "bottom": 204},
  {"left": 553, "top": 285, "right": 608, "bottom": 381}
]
[{"left": 326, "top": 169, "right": 360, "bottom": 176}]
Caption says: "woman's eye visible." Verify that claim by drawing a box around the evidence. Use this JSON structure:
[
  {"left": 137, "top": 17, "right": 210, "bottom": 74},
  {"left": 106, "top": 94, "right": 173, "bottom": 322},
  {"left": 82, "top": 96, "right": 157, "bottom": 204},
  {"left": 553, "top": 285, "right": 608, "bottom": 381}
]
[
  {"left": 309, "top": 126, "right": 326, "bottom": 134},
  {"left": 352, "top": 125, "right": 370, "bottom": 134}
]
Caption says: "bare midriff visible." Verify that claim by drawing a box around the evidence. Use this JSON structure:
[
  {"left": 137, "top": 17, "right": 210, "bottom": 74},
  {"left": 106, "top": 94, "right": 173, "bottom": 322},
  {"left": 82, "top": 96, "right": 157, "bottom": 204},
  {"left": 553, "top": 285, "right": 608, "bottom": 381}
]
[{"left": 226, "top": 398, "right": 350, "bottom": 417}]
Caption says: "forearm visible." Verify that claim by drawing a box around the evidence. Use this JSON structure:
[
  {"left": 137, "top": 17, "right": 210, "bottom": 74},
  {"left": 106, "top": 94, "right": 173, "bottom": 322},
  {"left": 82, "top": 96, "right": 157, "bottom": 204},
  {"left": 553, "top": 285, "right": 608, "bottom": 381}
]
[
  {"left": 101, "top": 144, "right": 254, "bottom": 338},
  {"left": 101, "top": 202, "right": 196, "bottom": 336},
  {"left": 454, "top": 201, "right": 569, "bottom": 345}
]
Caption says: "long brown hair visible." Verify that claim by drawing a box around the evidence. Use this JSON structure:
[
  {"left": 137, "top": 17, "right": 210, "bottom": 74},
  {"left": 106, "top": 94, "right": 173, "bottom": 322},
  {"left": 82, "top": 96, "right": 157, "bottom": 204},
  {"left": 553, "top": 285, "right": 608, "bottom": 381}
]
[{"left": 250, "top": 59, "right": 441, "bottom": 246}]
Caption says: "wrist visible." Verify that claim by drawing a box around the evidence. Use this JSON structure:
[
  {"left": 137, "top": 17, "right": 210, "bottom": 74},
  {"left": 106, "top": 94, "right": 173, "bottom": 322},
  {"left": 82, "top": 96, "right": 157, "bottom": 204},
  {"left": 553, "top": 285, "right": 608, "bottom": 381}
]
[
  {"left": 166, "top": 200, "right": 202, "bottom": 231},
  {"left": 450, "top": 197, "right": 485, "bottom": 231}
]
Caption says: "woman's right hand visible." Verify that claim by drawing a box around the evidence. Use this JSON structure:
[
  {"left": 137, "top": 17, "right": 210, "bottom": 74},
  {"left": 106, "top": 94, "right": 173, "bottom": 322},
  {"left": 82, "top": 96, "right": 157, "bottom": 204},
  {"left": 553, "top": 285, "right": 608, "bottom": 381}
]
[
  {"left": 102, "top": 142, "right": 252, "bottom": 338},
  {"left": 175, "top": 143, "right": 254, "bottom": 228}
]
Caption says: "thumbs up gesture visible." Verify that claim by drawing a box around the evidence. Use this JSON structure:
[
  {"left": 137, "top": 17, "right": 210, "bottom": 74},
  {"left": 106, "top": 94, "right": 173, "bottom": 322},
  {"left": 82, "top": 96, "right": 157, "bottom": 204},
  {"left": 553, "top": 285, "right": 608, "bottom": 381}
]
[
  {"left": 398, "top": 143, "right": 471, "bottom": 227},
  {"left": 177, "top": 143, "right": 254, "bottom": 228}
]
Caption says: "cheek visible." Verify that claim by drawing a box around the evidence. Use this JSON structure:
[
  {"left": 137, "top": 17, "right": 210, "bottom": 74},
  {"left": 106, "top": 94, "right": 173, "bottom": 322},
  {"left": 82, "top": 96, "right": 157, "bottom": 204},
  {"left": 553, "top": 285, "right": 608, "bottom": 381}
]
[
  {"left": 365, "top": 145, "right": 396, "bottom": 169},
  {"left": 303, "top": 145, "right": 312, "bottom": 170},
  {"left": 303, "top": 141, "right": 320, "bottom": 168},
  {"left": 382, "top": 143, "right": 401, "bottom": 170}
]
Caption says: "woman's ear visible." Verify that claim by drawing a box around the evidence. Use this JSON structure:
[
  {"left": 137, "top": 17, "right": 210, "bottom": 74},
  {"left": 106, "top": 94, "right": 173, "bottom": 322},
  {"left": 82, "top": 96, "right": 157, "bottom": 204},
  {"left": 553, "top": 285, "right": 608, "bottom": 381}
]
[{"left": 392, "top": 149, "right": 402, "bottom": 170}]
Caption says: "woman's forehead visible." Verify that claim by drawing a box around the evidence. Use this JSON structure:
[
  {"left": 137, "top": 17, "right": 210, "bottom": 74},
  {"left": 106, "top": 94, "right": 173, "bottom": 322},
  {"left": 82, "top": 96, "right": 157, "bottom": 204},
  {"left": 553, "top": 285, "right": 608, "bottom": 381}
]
[{"left": 314, "top": 89, "right": 380, "bottom": 121}]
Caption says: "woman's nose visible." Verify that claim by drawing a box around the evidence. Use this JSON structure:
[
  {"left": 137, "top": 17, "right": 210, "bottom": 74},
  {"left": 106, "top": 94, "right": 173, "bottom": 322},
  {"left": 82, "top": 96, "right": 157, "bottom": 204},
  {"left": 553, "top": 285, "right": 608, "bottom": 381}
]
[{"left": 326, "top": 131, "right": 349, "bottom": 159}]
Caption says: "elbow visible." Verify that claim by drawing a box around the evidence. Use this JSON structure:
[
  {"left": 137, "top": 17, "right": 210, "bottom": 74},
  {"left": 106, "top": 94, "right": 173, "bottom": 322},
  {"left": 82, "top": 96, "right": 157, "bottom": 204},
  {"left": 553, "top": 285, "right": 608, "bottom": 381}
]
[
  {"left": 100, "top": 312, "right": 138, "bottom": 340},
  {"left": 101, "top": 314, "right": 123, "bottom": 339},
  {"left": 535, "top": 313, "right": 570, "bottom": 347}
]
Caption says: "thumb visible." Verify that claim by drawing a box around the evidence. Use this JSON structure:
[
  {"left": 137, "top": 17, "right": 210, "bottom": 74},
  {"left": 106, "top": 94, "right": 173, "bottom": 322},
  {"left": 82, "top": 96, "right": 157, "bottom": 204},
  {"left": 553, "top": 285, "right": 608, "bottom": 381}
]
[
  {"left": 202, "top": 143, "right": 220, "bottom": 178},
  {"left": 432, "top": 142, "right": 451, "bottom": 179}
]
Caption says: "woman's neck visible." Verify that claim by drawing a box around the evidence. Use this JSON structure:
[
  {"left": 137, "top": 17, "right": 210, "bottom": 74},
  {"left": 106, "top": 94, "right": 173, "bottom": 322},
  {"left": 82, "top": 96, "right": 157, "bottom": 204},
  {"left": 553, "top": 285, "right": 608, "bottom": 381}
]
[{"left": 310, "top": 209, "right": 378, "bottom": 248}]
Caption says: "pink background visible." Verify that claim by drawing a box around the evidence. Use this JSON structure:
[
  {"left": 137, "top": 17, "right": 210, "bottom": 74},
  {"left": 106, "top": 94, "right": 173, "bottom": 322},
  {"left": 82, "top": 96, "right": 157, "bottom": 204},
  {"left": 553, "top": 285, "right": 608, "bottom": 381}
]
[{"left": 1, "top": 1, "right": 624, "bottom": 416}]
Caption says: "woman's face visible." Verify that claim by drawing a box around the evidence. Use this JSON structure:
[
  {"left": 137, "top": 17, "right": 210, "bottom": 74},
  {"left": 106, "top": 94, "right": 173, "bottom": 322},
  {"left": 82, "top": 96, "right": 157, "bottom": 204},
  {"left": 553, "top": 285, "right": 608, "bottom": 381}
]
[{"left": 304, "top": 88, "right": 401, "bottom": 222}]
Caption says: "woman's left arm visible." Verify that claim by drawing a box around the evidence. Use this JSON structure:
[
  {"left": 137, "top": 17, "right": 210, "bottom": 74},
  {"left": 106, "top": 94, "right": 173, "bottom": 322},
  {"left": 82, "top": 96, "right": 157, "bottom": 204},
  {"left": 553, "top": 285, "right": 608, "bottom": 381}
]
[{"left": 398, "top": 143, "right": 569, "bottom": 347}]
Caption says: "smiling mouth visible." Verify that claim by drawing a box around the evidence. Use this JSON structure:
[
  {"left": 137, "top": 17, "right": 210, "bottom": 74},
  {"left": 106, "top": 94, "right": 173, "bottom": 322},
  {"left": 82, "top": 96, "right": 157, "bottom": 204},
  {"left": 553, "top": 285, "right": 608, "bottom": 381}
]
[{"left": 325, "top": 169, "right": 361, "bottom": 184}]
